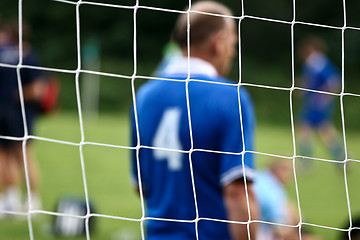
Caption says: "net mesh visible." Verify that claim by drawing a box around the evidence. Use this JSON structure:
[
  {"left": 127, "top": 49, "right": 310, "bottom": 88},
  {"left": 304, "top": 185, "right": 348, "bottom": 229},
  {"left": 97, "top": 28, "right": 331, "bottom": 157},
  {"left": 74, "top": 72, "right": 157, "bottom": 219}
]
[{"left": 0, "top": 0, "right": 359, "bottom": 239}]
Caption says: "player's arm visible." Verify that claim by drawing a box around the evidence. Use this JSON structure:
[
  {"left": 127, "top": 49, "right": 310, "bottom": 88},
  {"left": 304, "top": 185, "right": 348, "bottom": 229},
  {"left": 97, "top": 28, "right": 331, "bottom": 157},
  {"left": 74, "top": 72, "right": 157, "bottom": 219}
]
[
  {"left": 219, "top": 87, "right": 258, "bottom": 239},
  {"left": 319, "top": 62, "right": 341, "bottom": 93},
  {"left": 325, "top": 75, "right": 341, "bottom": 93},
  {"left": 21, "top": 51, "right": 47, "bottom": 102},
  {"left": 224, "top": 179, "right": 259, "bottom": 240},
  {"left": 315, "top": 73, "right": 340, "bottom": 109},
  {"left": 22, "top": 77, "right": 46, "bottom": 102}
]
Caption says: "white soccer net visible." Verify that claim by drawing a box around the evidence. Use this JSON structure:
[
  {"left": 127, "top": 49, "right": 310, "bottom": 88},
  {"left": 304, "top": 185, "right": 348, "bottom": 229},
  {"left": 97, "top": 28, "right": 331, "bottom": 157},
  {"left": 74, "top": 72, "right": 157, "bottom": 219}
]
[{"left": 0, "top": 0, "right": 359, "bottom": 239}]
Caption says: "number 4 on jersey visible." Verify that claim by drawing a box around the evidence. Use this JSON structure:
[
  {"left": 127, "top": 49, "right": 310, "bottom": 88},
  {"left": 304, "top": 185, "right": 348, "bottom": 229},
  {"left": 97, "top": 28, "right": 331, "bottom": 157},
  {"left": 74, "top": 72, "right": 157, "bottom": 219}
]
[{"left": 152, "top": 108, "right": 183, "bottom": 171}]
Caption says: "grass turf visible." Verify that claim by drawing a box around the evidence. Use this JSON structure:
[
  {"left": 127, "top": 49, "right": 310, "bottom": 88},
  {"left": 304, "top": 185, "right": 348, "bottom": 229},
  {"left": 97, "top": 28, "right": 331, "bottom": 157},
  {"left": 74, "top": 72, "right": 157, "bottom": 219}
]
[{"left": 0, "top": 112, "right": 359, "bottom": 240}]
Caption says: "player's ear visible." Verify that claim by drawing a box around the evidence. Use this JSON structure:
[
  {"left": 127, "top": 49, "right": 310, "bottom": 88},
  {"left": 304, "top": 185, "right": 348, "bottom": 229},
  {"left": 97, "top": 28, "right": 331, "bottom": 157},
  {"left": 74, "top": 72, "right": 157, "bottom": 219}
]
[{"left": 211, "top": 30, "right": 225, "bottom": 56}]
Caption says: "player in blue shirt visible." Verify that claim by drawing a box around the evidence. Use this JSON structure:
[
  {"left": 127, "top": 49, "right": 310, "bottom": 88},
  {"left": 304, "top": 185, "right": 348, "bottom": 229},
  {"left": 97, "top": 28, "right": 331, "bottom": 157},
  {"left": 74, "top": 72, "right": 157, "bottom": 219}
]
[
  {"left": 297, "top": 37, "right": 344, "bottom": 165},
  {"left": 131, "top": 1, "right": 258, "bottom": 239},
  {"left": 0, "top": 21, "right": 44, "bottom": 215}
]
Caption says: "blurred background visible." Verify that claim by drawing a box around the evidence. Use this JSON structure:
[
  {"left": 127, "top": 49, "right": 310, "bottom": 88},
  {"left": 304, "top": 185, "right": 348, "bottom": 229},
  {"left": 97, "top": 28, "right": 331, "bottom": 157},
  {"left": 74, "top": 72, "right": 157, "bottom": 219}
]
[{"left": 0, "top": 0, "right": 360, "bottom": 239}]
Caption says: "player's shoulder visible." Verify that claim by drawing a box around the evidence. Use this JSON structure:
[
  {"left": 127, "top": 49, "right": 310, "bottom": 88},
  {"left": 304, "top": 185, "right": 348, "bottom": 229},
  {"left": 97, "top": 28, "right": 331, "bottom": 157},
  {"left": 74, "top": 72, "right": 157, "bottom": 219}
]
[
  {"left": 214, "top": 76, "right": 253, "bottom": 105},
  {"left": 137, "top": 77, "right": 178, "bottom": 94},
  {"left": 188, "top": 75, "right": 253, "bottom": 108},
  {"left": 136, "top": 77, "right": 185, "bottom": 105},
  {"left": 194, "top": 75, "right": 235, "bottom": 94}
]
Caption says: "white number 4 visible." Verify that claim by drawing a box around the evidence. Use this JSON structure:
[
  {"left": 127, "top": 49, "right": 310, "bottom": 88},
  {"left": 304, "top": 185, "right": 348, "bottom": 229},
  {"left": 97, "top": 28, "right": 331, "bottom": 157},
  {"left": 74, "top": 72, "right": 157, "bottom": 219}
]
[{"left": 153, "top": 108, "right": 183, "bottom": 171}]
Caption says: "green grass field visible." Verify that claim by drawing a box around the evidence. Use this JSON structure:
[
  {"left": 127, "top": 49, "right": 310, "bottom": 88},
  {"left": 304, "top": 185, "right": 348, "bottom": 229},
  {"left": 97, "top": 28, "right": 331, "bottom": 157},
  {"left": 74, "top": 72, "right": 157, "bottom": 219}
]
[{"left": 0, "top": 111, "right": 359, "bottom": 240}]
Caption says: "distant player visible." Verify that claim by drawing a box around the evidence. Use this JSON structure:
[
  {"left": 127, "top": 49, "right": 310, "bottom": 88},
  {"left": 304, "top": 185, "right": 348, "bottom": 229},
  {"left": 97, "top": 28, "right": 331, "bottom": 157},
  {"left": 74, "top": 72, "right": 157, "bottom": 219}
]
[
  {"left": 0, "top": 21, "right": 44, "bottom": 215},
  {"left": 131, "top": 1, "right": 258, "bottom": 239},
  {"left": 297, "top": 37, "right": 344, "bottom": 165}
]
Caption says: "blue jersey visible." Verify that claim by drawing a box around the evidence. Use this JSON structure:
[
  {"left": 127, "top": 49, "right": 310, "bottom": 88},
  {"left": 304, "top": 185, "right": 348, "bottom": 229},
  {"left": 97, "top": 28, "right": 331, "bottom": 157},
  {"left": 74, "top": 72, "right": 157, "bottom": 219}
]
[
  {"left": 300, "top": 52, "right": 340, "bottom": 127},
  {"left": 131, "top": 58, "right": 255, "bottom": 240}
]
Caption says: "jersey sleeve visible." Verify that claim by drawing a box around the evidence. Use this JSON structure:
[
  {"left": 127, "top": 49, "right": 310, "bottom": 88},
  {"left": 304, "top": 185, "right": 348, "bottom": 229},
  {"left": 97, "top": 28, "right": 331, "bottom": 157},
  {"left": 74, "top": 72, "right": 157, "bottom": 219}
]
[
  {"left": 319, "top": 61, "right": 341, "bottom": 92},
  {"left": 219, "top": 87, "right": 256, "bottom": 186}
]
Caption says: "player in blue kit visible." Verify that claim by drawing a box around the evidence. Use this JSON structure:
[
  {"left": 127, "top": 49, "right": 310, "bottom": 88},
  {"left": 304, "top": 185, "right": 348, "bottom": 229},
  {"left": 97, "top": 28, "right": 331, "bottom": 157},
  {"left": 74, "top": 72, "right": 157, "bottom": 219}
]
[
  {"left": 131, "top": 1, "right": 258, "bottom": 239},
  {"left": 297, "top": 37, "right": 344, "bottom": 165},
  {"left": 0, "top": 21, "right": 44, "bottom": 215}
]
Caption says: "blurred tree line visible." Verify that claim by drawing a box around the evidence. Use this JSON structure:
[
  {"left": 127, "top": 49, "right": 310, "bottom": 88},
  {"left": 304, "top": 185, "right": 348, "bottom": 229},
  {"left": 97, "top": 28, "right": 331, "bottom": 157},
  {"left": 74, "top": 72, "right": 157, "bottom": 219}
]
[{"left": 0, "top": 0, "right": 360, "bottom": 127}]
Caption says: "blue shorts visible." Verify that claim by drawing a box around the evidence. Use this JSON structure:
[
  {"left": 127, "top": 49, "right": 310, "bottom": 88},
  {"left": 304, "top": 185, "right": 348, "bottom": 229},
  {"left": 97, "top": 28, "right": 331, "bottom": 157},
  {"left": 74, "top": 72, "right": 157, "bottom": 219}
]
[
  {"left": 299, "top": 102, "right": 334, "bottom": 128},
  {"left": 0, "top": 104, "right": 36, "bottom": 146}
]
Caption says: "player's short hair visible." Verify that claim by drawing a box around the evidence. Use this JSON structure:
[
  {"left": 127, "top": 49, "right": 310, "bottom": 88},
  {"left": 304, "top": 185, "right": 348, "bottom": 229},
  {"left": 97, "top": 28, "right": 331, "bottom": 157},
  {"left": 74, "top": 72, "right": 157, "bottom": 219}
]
[
  {"left": 172, "top": 1, "right": 233, "bottom": 48},
  {"left": 298, "top": 36, "right": 328, "bottom": 54},
  {"left": 0, "top": 19, "right": 31, "bottom": 44}
]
